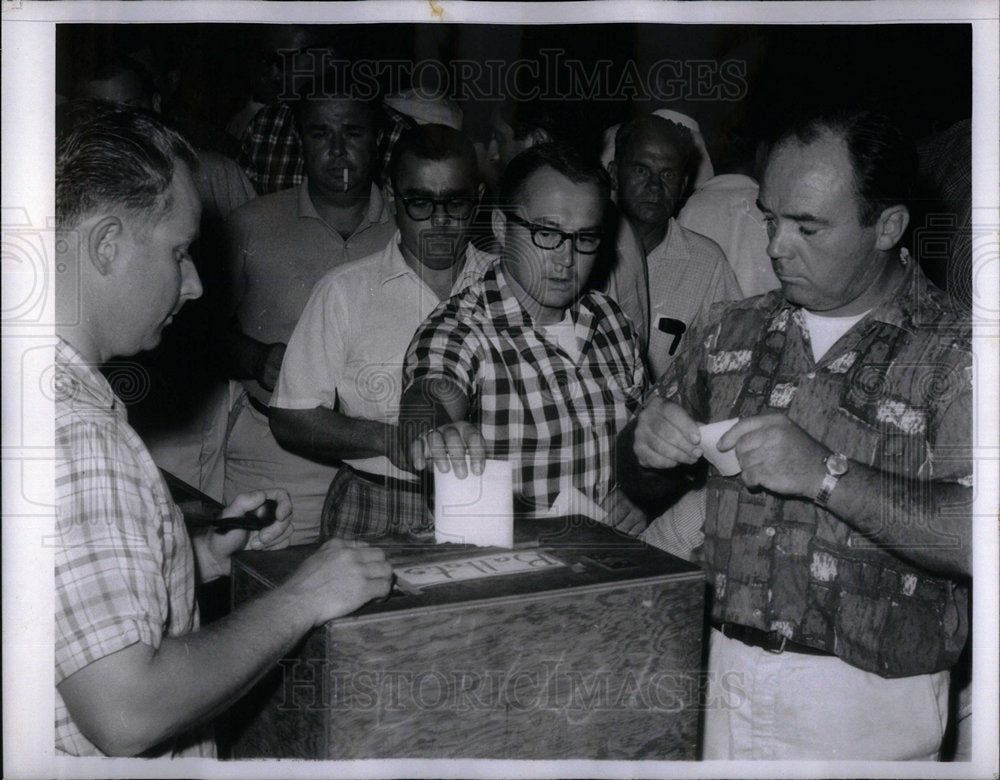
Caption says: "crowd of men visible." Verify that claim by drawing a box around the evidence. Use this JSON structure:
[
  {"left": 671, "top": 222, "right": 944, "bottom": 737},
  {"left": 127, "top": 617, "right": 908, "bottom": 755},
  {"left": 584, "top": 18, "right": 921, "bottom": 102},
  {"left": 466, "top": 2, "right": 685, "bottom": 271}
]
[{"left": 53, "top": 42, "right": 973, "bottom": 762}]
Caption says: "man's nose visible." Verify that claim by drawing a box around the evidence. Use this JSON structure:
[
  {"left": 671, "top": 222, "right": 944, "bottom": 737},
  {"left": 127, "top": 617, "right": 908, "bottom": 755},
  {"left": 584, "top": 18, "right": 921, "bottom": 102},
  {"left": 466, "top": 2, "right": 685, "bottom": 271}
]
[
  {"left": 180, "top": 258, "right": 203, "bottom": 302},
  {"left": 430, "top": 204, "right": 454, "bottom": 227},
  {"left": 551, "top": 237, "right": 576, "bottom": 268},
  {"left": 330, "top": 130, "right": 347, "bottom": 157},
  {"left": 766, "top": 221, "right": 790, "bottom": 259}
]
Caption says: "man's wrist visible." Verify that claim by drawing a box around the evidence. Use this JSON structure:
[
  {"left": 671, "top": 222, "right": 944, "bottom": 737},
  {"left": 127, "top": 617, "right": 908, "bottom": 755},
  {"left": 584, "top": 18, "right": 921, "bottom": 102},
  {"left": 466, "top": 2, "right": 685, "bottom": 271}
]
[
  {"left": 814, "top": 452, "right": 849, "bottom": 507},
  {"left": 192, "top": 533, "right": 233, "bottom": 583}
]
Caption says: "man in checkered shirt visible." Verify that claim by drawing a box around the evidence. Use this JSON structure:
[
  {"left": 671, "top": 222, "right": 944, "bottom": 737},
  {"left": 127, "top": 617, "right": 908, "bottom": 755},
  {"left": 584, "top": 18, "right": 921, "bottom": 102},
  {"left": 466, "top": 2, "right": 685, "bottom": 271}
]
[
  {"left": 400, "top": 143, "right": 647, "bottom": 529},
  {"left": 54, "top": 102, "right": 391, "bottom": 758}
]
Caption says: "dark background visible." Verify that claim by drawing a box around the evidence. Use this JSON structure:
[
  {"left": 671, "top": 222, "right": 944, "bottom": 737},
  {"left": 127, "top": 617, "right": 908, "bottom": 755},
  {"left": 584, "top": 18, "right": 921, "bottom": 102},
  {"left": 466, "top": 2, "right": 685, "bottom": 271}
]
[{"left": 56, "top": 22, "right": 972, "bottom": 157}]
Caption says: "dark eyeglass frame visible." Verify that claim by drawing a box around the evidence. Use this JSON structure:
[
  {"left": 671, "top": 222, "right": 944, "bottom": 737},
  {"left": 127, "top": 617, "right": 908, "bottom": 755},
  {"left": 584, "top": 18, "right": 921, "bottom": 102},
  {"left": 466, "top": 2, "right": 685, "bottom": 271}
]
[
  {"left": 505, "top": 212, "right": 604, "bottom": 254},
  {"left": 398, "top": 195, "right": 476, "bottom": 221}
]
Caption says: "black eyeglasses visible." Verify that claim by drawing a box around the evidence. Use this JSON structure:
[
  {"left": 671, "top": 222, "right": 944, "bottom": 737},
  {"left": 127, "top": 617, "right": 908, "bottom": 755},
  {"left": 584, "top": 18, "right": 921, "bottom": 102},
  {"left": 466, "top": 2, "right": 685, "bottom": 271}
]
[
  {"left": 398, "top": 195, "right": 476, "bottom": 221},
  {"left": 506, "top": 213, "right": 604, "bottom": 254}
]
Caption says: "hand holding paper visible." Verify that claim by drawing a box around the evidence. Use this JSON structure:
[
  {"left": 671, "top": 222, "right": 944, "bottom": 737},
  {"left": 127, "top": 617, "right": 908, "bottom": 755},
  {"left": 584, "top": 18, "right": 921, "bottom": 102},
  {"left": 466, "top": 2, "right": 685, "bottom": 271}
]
[
  {"left": 410, "top": 421, "right": 486, "bottom": 478},
  {"left": 699, "top": 418, "right": 742, "bottom": 476}
]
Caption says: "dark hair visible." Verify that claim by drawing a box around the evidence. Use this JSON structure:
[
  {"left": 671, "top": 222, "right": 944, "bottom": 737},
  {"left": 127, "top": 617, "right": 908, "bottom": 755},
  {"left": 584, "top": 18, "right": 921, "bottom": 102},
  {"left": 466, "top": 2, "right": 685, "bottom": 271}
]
[
  {"left": 498, "top": 142, "right": 611, "bottom": 213},
  {"left": 773, "top": 109, "right": 919, "bottom": 226},
  {"left": 614, "top": 115, "right": 700, "bottom": 184},
  {"left": 56, "top": 101, "right": 197, "bottom": 230},
  {"left": 387, "top": 124, "right": 479, "bottom": 189}
]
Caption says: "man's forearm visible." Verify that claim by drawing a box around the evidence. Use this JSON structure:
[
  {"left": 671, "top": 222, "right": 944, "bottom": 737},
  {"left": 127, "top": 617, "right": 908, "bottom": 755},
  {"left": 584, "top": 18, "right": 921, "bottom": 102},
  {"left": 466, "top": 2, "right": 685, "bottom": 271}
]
[
  {"left": 59, "top": 585, "right": 315, "bottom": 757},
  {"left": 825, "top": 463, "right": 971, "bottom": 578},
  {"left": 269, "top": 407, "right": 396, "bottom": 465}
]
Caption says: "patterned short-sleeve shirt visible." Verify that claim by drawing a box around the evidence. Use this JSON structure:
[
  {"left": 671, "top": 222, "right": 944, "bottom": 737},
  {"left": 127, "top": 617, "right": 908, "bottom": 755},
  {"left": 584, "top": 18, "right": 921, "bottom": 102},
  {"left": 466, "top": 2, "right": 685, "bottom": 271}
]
[
  {"left": 403, "top": 264, "right": 646, "bottom": 514},
  {"left": 657, "top": 266, "right": 972, "bottom": 676},
  {"left": 54, "top": 339, "right": 214, "bottom": 757}
]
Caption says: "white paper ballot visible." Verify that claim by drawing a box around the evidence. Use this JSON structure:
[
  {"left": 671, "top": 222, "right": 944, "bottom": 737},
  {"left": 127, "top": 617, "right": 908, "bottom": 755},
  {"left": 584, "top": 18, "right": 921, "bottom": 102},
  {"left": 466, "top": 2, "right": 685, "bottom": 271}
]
[
  {"left": 538, "top": 484, "right": 604, "bottom": 522},
  {"left": 699, "top": 418, "right": 742, "bottom": 476},
  {"left": 434, "top": 459, "right": 514, "bottom": 548}
]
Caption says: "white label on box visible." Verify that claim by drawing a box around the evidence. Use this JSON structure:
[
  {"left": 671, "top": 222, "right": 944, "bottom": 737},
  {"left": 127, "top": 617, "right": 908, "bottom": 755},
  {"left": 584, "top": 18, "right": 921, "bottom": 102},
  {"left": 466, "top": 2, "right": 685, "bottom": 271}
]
[{"left": 395, "top": 550, "right": 565, "bottom": 589}]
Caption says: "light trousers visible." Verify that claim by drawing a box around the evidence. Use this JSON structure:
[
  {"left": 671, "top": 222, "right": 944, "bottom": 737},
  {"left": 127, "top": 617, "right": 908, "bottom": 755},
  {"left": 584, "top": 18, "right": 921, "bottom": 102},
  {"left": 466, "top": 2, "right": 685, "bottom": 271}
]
[{"left": 704, "top": 627, "right": 949, "bottom": 760}]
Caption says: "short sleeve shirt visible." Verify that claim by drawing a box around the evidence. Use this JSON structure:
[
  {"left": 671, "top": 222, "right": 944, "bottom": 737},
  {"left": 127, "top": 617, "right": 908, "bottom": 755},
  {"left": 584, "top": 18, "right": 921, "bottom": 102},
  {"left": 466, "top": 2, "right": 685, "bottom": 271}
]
[
  {"left": 54, "top": 339, "right": 213, "bottom": 757},
  {"left": 271, "top": 236, "right": 498, "bottom": 478},
  {"left": 227, "top": 181, "right": 396, "bottom": 403},
  {"left": 403, "top": 264, "right": 646, "bottom": 513}
]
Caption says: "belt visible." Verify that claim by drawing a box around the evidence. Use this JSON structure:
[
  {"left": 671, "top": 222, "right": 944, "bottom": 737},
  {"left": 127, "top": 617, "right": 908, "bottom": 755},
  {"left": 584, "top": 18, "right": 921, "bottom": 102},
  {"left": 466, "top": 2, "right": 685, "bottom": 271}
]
[
  {"left": 247, "top": 394, "right": 271, "bottom": 418},
  {"left": 714, "top": 622, "right": 833, "bottom": 656}
]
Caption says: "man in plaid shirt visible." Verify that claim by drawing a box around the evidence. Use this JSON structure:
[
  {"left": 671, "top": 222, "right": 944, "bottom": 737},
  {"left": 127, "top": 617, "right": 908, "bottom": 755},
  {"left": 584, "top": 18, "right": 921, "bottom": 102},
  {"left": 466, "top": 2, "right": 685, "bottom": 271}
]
[
  {"left": 54, "top": 102, "right": 391, "bottom": 758},
  {"left": 401, "top": 143, "right": 647, "bottom": 529}
]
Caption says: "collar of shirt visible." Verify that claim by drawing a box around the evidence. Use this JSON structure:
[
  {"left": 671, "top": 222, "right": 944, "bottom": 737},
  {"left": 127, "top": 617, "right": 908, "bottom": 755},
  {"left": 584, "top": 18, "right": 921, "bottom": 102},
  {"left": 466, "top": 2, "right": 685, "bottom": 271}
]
[
  {"left": 779, "top": 262, "right": 940, "bottom": 341},
  {"left": 646, "top": 217, "right": 688, "bottom": 262},
  {"left": 55, "top": 338, "right": 121, "bottom": 414},
  {"left": 377, "top": 230, "right": 500, "bottom": 294},
  {"left": 867, "top": 261, "right": 951, "bottom": 335},
  {"left": 485, "top": 263, "right": 603, "bottom": 351},
  {"left": 296, "top": 179, "right": 390, "bottom": 233}
]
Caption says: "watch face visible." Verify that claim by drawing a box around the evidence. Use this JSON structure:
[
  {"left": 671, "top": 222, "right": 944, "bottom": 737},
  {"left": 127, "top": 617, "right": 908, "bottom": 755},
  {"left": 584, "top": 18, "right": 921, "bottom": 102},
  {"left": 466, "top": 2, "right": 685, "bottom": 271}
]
[{"left": 826, "top": 453, "right": 849, "bottom": 477}]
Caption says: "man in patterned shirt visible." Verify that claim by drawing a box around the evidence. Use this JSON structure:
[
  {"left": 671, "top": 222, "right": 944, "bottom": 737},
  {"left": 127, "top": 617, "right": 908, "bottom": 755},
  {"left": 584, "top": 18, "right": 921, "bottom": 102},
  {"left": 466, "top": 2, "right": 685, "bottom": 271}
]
[
  {"left": 54, "top": 103, "right": 392, "bottom": 758},
  {"left": 619, "top": 109, "right": 971, "bottom": 759},
  {"left": 400, "top": 143, "right": 646, "bottom": 527}
]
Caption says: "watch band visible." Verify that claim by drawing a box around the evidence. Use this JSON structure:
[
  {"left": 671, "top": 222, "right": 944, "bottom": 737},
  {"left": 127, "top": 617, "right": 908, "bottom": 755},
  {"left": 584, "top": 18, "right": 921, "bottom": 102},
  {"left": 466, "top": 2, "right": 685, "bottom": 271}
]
[
  {"left": 815, "top": 473, "right": 839, "bottom": 507},
  {"left": 815, "top": 452, "right": 848, "bottom": 507}
]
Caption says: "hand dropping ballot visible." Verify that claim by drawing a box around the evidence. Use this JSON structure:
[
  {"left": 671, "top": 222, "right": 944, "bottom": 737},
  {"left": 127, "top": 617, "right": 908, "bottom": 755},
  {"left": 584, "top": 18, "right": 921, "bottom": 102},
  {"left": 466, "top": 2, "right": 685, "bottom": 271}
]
[
  {"left": 699, "top": 418, "right": 742, "bottom": 476},
  {"left": 434, "top": 459, "right": 514, "bottom": 548}
]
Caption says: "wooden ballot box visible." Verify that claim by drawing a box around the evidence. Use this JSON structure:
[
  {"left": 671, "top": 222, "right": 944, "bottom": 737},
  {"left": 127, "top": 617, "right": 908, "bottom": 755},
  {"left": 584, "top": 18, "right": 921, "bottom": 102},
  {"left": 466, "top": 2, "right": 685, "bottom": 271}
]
[{"left": 227, "top": 518, "right": 705, "bottom": 760}]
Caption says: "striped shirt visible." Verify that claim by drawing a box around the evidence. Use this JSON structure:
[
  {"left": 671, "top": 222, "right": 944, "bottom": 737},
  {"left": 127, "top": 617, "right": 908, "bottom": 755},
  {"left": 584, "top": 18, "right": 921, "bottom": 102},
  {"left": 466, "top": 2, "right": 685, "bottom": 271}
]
[
  {"left": 54, "top": 339, "right": 213, "bottom": 757},
  {"left": 403, "top": 264, "right": 646, "bottom": 515}
]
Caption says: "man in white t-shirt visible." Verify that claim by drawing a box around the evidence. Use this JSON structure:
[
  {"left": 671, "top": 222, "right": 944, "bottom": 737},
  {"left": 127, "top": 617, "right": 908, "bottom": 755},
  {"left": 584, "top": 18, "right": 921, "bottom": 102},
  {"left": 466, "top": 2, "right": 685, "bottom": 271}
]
[{"left": 270, "top": 125, "right": 495, "bottom": 539}]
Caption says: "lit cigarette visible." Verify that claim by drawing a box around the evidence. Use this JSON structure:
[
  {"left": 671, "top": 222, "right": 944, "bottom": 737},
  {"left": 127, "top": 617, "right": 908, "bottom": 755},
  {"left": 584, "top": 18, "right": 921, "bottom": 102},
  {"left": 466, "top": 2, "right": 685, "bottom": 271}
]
[{"left": 343, "top": 169, "right": 349, "bottom": 192}]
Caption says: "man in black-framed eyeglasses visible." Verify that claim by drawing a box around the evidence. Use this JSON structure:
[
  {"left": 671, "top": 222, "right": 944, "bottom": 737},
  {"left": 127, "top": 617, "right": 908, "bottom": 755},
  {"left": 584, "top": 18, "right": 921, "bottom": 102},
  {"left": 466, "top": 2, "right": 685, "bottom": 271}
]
[
  {"left": 270, "top": 124, "right": 499, "bottom": 540},
  {"left": 400, "top": 142, "right": 648, "bottom": 533}
]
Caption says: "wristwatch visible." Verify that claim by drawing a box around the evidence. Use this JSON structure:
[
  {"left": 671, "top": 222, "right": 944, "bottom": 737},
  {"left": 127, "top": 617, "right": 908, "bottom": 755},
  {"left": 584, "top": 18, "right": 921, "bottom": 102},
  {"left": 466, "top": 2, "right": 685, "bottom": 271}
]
[{"left": 815, "top": 452, "right": 849, "bottom": 507}]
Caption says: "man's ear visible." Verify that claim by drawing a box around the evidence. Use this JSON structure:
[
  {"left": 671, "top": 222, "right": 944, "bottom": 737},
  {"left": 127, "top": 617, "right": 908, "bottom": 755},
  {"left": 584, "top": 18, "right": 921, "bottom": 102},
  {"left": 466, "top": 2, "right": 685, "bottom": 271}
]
[
  {"left": 87, "top": 216, "right": 124, "bottom": 276},
  {"left": 491, "top": 207, "right": 507, "bottom": 245},
  {"left": 874, "top": 204, "right": 910, "bottom": 251},
  {"left": 152, "top": 92, "right": 163, "bottom": 115},
  {"left": 476, "top": 181, "right": 486, "bottom": 200}
]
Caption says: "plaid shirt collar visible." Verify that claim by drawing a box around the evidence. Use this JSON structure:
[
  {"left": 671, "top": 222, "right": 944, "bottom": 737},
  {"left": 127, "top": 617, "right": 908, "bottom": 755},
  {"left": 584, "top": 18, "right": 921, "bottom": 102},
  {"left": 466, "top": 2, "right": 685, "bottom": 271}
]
[
  {"left": 296, "top": 179, "right": 389, "bottom": 229},
  {"left": 55, "top": 338, "right": 120, "bottom": 414},
  {"left": 484, "top": 263, "right": 603, "bottom": 351}
]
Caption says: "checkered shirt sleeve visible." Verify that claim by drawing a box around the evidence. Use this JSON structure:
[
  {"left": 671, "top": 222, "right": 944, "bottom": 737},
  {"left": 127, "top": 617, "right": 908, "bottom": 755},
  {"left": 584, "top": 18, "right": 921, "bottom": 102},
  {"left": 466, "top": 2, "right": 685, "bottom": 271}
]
[
  {"left": 237, "top": 101, "right": 304, "bottom": 195},
  {"left": 404, "top": 268, "right": 646, "bottom": 512}
]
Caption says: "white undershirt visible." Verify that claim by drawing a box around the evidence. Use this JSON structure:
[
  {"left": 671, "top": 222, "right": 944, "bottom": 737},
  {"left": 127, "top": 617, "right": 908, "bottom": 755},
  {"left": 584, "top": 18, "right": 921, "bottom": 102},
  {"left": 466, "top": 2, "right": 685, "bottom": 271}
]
[
  {"left": 539, "top": 310, "right": 582, "bottom": 362},
  {"left": 801, "top": 308, "right": 870, "bottom": 362}
]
